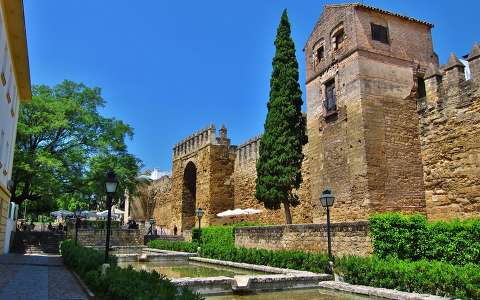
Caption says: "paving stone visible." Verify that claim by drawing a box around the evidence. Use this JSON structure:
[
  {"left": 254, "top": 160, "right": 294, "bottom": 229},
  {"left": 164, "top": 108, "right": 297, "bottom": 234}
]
[{"left": 0, "top": 254, "right": 88, "bottom": 300}]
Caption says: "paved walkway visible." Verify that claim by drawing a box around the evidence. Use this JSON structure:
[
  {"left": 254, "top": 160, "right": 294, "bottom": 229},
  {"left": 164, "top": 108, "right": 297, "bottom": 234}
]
[{"left": 0, "top": 253, "right": 88, "bottom": 300}]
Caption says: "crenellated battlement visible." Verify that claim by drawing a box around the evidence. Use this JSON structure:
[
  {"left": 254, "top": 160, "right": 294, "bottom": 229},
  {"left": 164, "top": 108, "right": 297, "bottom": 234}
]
[
  {"left": 416, "top": 42, "right": 480, "bottom": 221},
  {"left": 172, "top": 124, "right": 232, "bottom": 159},
  {"left": 235, "top": 135, "right": 262, "bottom": 167},
  {"left": 418, "top": 43, "right": 480, "bottom": 113}
]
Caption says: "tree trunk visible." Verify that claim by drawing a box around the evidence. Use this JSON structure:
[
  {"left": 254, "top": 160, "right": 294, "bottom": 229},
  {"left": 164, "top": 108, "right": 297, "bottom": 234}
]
[{"left": 283, "top": 201, "right": 292, "bottom": 224}]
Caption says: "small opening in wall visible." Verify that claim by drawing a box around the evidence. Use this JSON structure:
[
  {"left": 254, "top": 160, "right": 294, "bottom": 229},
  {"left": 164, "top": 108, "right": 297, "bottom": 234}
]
[
  {"left": 332, "top": 28, "right": 345, "bottom": 50},
  {"left": 325, "top": 79, "right": 337, "bottom": 113},
  {"left": 417, "top": 76, "right": 426, "bottom": 99},
  {"left": 371, "top": 23, "right": 389, "bottom": 44},
  {"left": 316, "top": 46, "right": 324, "bottom": 62}
]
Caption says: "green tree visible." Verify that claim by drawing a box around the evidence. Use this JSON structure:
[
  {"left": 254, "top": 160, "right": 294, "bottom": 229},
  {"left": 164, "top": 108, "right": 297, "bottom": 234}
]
[
  {"left": 11, "top": 80, "right": 142, "bottom": 213},
  {"left": 255, "top": 10, "right": 307, "bottom": 224}
]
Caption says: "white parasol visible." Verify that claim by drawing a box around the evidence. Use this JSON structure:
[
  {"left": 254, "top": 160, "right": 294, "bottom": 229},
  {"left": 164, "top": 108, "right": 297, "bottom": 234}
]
[
  {"left": 50, "top": 210, "right": 74, "bottom": 218},
  {"left": 216, "top": 208, "right": 262, "bottom": 217}
]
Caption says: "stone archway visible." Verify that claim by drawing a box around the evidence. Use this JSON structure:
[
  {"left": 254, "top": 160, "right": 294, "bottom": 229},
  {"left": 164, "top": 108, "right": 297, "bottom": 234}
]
[{"left": 182, "top": 161, "right": 197, "bottom": 230}]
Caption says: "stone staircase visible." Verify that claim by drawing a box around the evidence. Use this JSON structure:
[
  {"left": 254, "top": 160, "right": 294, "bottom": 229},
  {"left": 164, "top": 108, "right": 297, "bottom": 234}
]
[{"left": 12, "top": 231, "right": 66, "bottom": 254}]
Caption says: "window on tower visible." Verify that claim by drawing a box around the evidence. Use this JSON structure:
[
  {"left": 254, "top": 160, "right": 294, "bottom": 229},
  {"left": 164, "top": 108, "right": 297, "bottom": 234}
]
[
  {"left": 316, "top": 46, "right": 324, "bottom": 62},
  {"left": 325, "top": 79, "right": 337, "bottom": 113},
  {"left": 371, "top": 23, "right": 389, "bottom": 44},
  {"left": 417, "top": 76, "right": 426, "bottom": 99},
  {"left": 332, "top": 27, "right": 345, "bottom": 50},
  {"left": 312, "top": 39, "right": 325, "bottom": 68}
]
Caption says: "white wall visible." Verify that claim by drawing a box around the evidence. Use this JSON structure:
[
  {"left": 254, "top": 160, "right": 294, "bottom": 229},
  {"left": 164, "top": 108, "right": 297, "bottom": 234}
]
[
  {"left": 3, "top": 202, "right": 18, "bottom": 254},
  {"left": 0, "top": 7, "right": 20, "bottom": 190},
  {"left": 0, "top": 5, "right": 21, "bottom": 255}
]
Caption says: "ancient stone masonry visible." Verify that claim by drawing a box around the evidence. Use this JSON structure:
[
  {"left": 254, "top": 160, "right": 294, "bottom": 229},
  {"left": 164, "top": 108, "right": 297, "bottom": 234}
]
[
  {"left": 304, "top": 3, "right": 434, "bottom": 222},
  {"left": 145, "top": 4, "right": 479, "bottom": 234},
  {"left": 235, "top": 222, "right": 372, "bottom": 257},
  {"left": 417, "top": 45, "right": 480, "bottom": 220},
  {"left": 233, "top": 136, "right": 312, "bottom": 224},
  {"left": 170, "top": 124, "right": 236, "bottom": 232},
  {"left": 152, "top": 176, "right": 173, "bottom": 228}
]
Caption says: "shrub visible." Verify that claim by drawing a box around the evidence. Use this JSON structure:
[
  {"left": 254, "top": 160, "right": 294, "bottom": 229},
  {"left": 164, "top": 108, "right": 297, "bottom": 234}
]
[
  {"left": 85, "top": 266, "right": 202, "bottom": 300},
  {"left": 60, "top": 239, "right": 117, "bottom": 276},
  {"left": 191, "top": 222, "right": 259, "bottom": 245},
  {"left": 148, "top": 239, "right": 198, "bottom": 253},
  {"left": 335, "top": 256, "right": 480, "bottom": 300},
  {"left": 60, "top": 240, "right": 202, "bottom": 300},
  {"left": 369, "top": 213, "right": 480, "bottom": 265},
  {"left": 83, "top": 220, "right": 122, "bottom": 229},
  {"left": 148, "top": 237, "right": 330, "bottom": 273}
]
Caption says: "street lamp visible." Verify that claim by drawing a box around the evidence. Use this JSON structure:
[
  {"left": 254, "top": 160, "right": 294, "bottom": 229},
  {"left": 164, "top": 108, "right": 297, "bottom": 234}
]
[
  {"left": 74, "top": 208, "right": 81, "bottom": 245},
  {"left": 320, "top": 189, "right": 335, "bottom": 262},
  {"left": 195, "top": 208, "right": 204, "bottom": 240},
  {"left": 104, "top": 170, "right": 118, "bottom": 264}
]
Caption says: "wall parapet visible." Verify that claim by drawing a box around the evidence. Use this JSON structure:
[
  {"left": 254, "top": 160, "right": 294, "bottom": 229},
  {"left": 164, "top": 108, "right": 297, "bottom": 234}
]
[
  {"left": 235, "top": 222, "right": 372, "bottom": 257},
  {"left": 173, "top": 124, "right": 232, "bottom": 160},
  {"left": 235, "top": 135, "right": 261, "bottom": 167},
  {"left": 416, "top": 43, "right": 480, "bottom": 220},
  {"left": 418, "top": 45, "right": 480, "bottom": 113}
]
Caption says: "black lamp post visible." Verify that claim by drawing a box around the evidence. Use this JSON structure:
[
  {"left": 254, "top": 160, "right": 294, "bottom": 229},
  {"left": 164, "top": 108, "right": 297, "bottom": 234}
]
[
  {"left": 74, "top": 208, "right": 81, "bottom": 245},
  {"left": 320, "top": 189, "right": 335, "bottom": 261},
  {"left": 104, "top": 170, "right": 118, "bottom": 264},
  {"left": 195, "top": 208, "right": 204, "bottom": 239}
]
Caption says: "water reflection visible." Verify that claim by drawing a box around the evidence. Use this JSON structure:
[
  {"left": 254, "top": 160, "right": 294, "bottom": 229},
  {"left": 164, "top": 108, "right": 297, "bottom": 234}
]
[
  {"left": 207, "top": 288, "right": 378, "bottom": 300},
  {"left": 117, "top": 261, "right": 266, "bottom": 278}
]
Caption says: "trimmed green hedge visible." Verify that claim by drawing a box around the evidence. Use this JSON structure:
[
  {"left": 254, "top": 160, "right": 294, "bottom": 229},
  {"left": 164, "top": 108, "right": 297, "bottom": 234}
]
[
  {"left": 369, "top": 213, "right": 480, "bottom": 265},
  {"left": 83, "top": 220, "right": 122, "bottom": 229},
  {"left": 336, "top": 256, "right": 480, "bottom": 299},
  {"left": 60, "top": 239, "right": 117, "bottom": 276},
  {"left": 148, "top": 239, "right": 198, "bottom": 253},
  {"left": 84, "top": 266, "right": 202, "bottom": 300},
  {"left": 148, "top": 224, "right": 331, "bottom": 274},
  {"left": 191, "top": 223, "right": 259, "bottom": 245},
  {"left": 60, "top": 240, "right": 203, "bottom": 300},
  {"left": 201, "top": 244, "right": 330, "bottom": 273}
]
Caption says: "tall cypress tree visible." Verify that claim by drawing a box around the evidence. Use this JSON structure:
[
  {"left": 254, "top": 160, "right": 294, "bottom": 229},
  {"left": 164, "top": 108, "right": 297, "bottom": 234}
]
[{"left": 256, "top": 9, "right": 307, "bottom": 224}]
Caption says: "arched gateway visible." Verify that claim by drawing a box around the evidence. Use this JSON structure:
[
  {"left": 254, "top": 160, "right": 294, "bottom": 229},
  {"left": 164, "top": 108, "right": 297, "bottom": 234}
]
[
  {"left": 181, "top": 161, "right": 197, "bottom": 230},
  {"left": 171, "top": 125, "right": 236, "bottom": 232}
]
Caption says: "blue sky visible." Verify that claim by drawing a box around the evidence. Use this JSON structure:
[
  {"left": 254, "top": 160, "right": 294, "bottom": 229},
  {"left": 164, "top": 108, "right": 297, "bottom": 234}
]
[{"left": 24, "top": 0, "right": 479, "bottom": 172}]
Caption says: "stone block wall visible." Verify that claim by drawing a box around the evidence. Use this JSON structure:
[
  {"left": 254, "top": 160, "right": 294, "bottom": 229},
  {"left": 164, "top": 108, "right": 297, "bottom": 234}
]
[
  {"left": 419, "top": 50, "right": 480, "bottom": 220},
  {"left": 71, "top": 229, "right": 142, "bottom": 247},
  {"left": 304, "top": 4, "right": 437, "bottom": 222},
  {"left": 235, "top": 222, "right": 372, "bottom": 257},
  {"left": 147, "top": 9, "right": 480, "bottom": 235},
  {"left": 233, "top": 136, "right": 312, "bottom": 225}
]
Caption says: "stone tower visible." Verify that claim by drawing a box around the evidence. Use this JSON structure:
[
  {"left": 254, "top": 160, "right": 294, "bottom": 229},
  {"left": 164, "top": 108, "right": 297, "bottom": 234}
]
[
  {"left": 304, "top": 4, "right": 438, "bottom": 222},
  {"left": 170, "top": 125, "right": 236, "bottom": 231}
]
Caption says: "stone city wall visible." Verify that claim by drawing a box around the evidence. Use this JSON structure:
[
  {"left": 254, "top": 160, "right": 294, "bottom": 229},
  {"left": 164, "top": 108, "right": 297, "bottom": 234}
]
[
  {"left": 71, "top": 229, "right": 142, "bottom": 247},
  {"left": 235, "top": 222, "right": 372, "bottom": 257},
  {"left": 233, "top": 135, "right": 313, "bottom": 225},
  {"left": 152, "top": 175, "right": 174, "bottom": 233},
  {"left": 418, "top": 47, "right": 480, "bottom": 220}
]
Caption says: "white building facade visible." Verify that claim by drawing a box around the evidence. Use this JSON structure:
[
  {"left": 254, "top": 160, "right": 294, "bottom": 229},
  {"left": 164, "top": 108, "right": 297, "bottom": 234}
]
[{"left": 0, "top": 0, "right": 31, "bottom": 254}]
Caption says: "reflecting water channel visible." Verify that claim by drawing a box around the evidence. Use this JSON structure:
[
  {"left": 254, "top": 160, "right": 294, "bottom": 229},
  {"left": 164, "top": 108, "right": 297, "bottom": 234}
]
[
  {"left": 117, "top": 261, "right": 266, "bottom": 278},
  {"left": 206, "top": 288, "right": 378, "bottom": 300}
]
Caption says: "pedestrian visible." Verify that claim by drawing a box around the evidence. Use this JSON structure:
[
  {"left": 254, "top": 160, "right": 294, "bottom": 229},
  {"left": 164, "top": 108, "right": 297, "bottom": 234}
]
[{"left": 173, "top": 225, "right": 178, "bottom": 236}]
